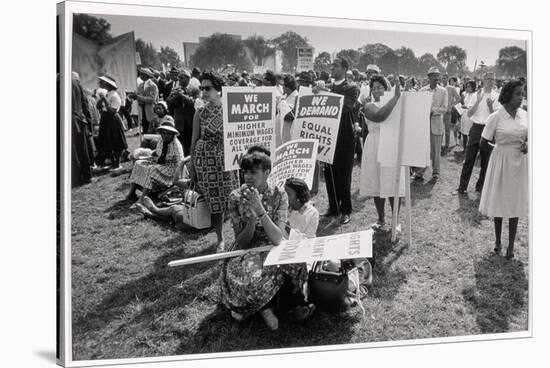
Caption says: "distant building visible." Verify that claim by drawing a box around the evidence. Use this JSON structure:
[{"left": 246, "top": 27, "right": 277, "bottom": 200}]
[{"left": 182, "top": 42, "right": 199, "bottom": 68}]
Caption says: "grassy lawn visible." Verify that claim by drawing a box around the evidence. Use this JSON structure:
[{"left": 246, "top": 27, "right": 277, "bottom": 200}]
[{"left": 71, "top": 135, "right": 529, "bottom": 360}]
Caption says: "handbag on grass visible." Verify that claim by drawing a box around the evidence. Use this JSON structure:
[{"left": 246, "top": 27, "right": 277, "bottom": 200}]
[{"left": 180, "top": 184, "right": 211, "bottom": 229}]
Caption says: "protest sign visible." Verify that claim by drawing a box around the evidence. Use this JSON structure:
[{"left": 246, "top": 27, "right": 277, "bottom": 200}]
[
  {"left": 222, "top": 86, "right": 277, "bottom": 170},
  {"left": 377, "top": 92, "right": 432, "bottom": 168},
  {"left": 291, "top": 91, "right": 344, "bottom": 164},
  {"left": 73, "top": 32, "right": 138, "bottom": 93},
  {"left": 264, "top": 230, "right": 373, "bottom": 266},
  {"left": 267, "top": 139, "right": 318, "bottom": 190},
  {"left": 296, "top": 47, "right": 314, "bottom": 72}
]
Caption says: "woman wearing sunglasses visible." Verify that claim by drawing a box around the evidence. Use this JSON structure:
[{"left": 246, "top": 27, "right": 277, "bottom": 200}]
[{"left": 188, "top": 71, "right": 239, "bottom": 251}]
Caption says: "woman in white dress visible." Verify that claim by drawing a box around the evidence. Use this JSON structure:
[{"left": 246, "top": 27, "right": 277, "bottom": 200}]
[
  {"left": 459, "top": 80, "right": 477, "bottom": 152},
  {"left": 359, "top": 76, "right": 404, "bottom": 231},
  {"left": 479, "top": 80, "right": 528, "bottom": 260}
]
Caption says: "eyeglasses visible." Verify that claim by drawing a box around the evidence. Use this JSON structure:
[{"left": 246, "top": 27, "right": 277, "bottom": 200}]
[{"left": 199, "top": 86, "right": 214, "bottom": 91}]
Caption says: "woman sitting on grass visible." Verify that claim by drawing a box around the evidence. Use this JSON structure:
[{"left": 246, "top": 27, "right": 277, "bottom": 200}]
[
  {"left": 126, "top": 116, "right": 184, "bottom": 201},
  {"left": 220, "top": 151, "right": 310, "bottom": 330}
]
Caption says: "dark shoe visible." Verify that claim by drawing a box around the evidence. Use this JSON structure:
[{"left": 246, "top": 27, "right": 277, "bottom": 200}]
[
  {"left": 340, "top": 214, "right": 351, "bottom": 225},
  {"left": 494, "top": 243, "right": 502, "bottom": 255},
  {"left": 505, "top": 248, "right": 514, "bottom": 260},
  {"left": 452, "top": 189, "right": 466, "bottom": 195},
  {"left": 431, "top": 174, "right": 440, "bottom": 181},
  {"left": 322, "top": 211, "right": 337, "bottom": 218}
]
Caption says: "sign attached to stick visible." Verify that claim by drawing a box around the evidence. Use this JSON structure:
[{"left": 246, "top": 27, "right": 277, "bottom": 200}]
[
  {"left": 264, "top": 230, "right": 373, "bottom": 266},
  {"left": 268, "top": 139, "right": 318, "bottom": 190},
  {"left": 222, "top": 87, "right": 277, "bottom": 171},
  {"left": 291, "top": 91, "right": 344, "bottom": 164},
  {"left": 377, "top": 92, "right": 432, "bottom": 168},
  {"left": 296, "top": 47, "right": 314, "bottom": 72}
]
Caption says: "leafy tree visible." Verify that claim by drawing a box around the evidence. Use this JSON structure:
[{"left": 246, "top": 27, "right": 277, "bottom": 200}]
[
  {"left": 191, "top": 33, "right": 253, "bottom": 72},
  {"left": 418, "top": 53, "right": 444, "bottom": 75},
  {"left": 437, "top": 45, "right": 467, "bottom": 75},
  {"left": 159, "top": 46, "right": 182, "bottom": 69},
  {"left": 73, "top": 14, "right": 113, "bottom": 43},
  {"left": 313, "top": 51, "right": 332, "bottom": 73},
  {"left": 272, "top": 31, "right": 311, "bottom": 72},
  {"left": 243, "top": 35, "right": 274, "bottom": 66},
  {"left": 135, "top": 38, "right": 161, "bottom": 70},
  {"left": 357, "top": 52, "right": 376, "bottom": 72},
  {"left": 361, "top": 43, "right": 393, "bottom": 62},
  {"left": 378, "top": 50, "right": 399, "bottom": 75},
  {"left": 495, "top": 46, "right": 527, "bottom": 78},
  {"left": 336, "top": 49, "right": 361, "bottom": 69},
  {"left": 394, "top": 47, "right": 418, "bottom": 76}
]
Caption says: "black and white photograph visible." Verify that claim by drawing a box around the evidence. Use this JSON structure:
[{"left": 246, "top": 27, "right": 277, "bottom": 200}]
[
  {"left": 8, "top": 0, "right": 549, "bottom": 367},
  {"left": 53, "top": 1, "right": 536, "bottom": 366}
]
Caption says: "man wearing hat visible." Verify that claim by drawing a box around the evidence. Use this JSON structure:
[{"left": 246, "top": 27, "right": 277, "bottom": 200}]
[
  {"left": 166, "top": 69, "right": 195, "bottom": 156},
  {"left": 129, "top": 67, "right": 159, "bottom": 134},
  {"left": 295, "top": 71, "right": 314, "bottom": 91},
  {"left": 359, "top": 64, "right": 381, "bottom": 104},
  {"left": 163, "top": 67, "right": 180, "bottom": 99},
  {"left": 189, "top": 67, "right": 201, "bottom": 89},
  {"left": 414, "top": 67, "right": 448, "bottom": 182},
  {"left": 453, "top": 72, "right": 500, "bottom": 195}
]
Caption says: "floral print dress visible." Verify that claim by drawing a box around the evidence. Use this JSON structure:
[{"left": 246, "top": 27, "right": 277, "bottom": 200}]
[{"left": 219, "top": 184, "right": 308, "bottom": 318}]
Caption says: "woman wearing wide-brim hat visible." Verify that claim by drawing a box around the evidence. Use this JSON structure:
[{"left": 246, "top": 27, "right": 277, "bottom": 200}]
[
  {"left": 126, "top": 115, "right": 184, "bottom": 201},
  {"left": 95, "top": 75, "right": 128, "bottom": 171}
]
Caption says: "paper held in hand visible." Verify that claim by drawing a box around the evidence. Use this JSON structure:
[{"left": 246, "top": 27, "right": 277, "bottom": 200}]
[{"left": 263, "top": 230, "right": 373, "bottom": 266}]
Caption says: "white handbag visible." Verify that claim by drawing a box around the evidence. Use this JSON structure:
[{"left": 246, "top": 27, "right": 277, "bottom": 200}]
[{"left": 180, "top": 186, "right": 211, "bottom": 229}]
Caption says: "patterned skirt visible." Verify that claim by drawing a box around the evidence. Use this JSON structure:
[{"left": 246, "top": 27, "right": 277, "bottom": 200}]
[
  {"left": 194, "top": 139, "right": 239, "bottom": 214},
  {"left": 130, "top": 160, "right": 175, "bottom": 191},
  {"left": 219, "top": 250, "right": 307, "bottom": 318}
]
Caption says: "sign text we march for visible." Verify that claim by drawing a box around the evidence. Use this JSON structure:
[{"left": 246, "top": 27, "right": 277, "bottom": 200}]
[
  {"left": 267, "top": 139, "right": 318, "bottom": 190},
  {"left": 291, "top": 91, "right": 344, "bottom": 164},
  {"left": 222, "top": 87, "right": 277, "bottom": 171}
]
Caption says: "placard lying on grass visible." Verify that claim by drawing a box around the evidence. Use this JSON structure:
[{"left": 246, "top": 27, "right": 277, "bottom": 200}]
[{"left": 264, "top": 230, "right": 373, "bottom": 266}]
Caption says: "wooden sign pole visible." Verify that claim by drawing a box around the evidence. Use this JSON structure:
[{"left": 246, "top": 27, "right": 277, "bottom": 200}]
[
  {"left": 391, "top": 93, "right": 412, "bottom": 245},
  {"left": 168, "top": 246, "right": 273, "bottom": 268}
]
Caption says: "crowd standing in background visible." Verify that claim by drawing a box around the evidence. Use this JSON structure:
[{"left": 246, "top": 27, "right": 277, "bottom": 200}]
[{"left": 70, "top": 56, "right": 528, "bottom": 330}]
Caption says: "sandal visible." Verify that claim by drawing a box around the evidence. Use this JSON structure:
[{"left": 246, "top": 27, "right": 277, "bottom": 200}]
[
  {"left": 371, "top": 221, "right": 386, "bottom": 232},
  {"left": 260, "top": 308, "right": 279, "bottom": 330}
]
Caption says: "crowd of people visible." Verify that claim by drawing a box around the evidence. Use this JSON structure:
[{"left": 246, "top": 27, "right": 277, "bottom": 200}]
[{"left": 70, "top": 56, "right": 528, "bottom": 330}]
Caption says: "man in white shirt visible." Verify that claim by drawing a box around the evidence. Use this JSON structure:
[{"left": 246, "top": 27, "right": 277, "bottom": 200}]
[
  {"left": 414, "top": 67, "right": 448, "bottom": 181},
  {"left": 441, "top": 73, "right": 462, "bottom": 155},
  {"left": 454, "top": 72, "right": 500, "bottom": 194},
  {"left": 188, "top": 67, "right": 201, "bottom": 89}
]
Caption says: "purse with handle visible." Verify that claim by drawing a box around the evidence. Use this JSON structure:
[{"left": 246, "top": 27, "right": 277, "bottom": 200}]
[{"left": 180, "top": 184, "right": 211, "bottom": 229}]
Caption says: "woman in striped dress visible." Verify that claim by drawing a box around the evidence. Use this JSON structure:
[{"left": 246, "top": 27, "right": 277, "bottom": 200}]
[{"left": 126, "top": 116, "right": 184, "bottom": 201}]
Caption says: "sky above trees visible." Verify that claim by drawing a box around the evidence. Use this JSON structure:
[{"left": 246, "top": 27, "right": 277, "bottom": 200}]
[{"left": 98, "top": 14, "right": 526, "bottom": 71}]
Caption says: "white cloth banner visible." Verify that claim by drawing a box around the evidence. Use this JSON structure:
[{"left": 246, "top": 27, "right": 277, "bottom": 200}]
[
  {"left": 72, "top": 32, "right": 138, "bottom": 93},
  {"left": 264, "top": 230, "right": 373, "bottom": 266},
  {"left": 377, "top": 92, "right": 432, "bottom": 168},
  {"left": 291, "top": 90, "right": 344, "bottom": 164},
  {"left": 222, "top": 87, "right": 277, "bottom": 170},
  {"left": 267, "top": 139, "right": 318, "bottom": 190}
]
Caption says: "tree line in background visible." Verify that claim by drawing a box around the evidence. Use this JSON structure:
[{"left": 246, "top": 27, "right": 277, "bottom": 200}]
[{"left": 73, "top": 14, "right": 527, "bottom": 78}]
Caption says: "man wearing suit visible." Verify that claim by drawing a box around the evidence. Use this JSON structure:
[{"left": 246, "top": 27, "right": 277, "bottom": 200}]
[
  {"left": 163, "top": 67, "right": 180, "bottom": 100},
  {"left": 324, "top": 57, "right": 360, "bottom": 224},
  {"left": 130, "top": 67, "right": 159, "bottom": 134},
  {"left": 414, "top": 67, "right": 448, "bottom": 181},
  {"left": 166, "top": 70, "right": 194, "bottom": 156}
]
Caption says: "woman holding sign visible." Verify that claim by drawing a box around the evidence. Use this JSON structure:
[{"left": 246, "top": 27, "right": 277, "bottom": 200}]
[
  {"left": 220, "top": 152, "right": 310, "bottom": 330},
  {"left": 359, "top": 75, "right": 405, "bottom": 232},
  {"left": 188, "top": 72, "right": 239, "bottom": 250}
]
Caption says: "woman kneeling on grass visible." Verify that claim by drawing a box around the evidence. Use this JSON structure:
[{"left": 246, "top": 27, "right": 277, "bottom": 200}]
[
  {"left": 220, "top": 152, "right": 311, "bottom": 330},
  {"left": 126, "top": 116, "right": 184, "bottom": 201}
]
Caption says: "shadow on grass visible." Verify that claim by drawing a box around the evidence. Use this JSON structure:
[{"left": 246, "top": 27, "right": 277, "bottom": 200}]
[
  {"left": 455, "top": 195, "right": 483, "bottom": 226},
  {"left": 410, "top": 179, "right": 436, "bottom": 205},
  {"left": 369, "top": 231, "right": 408, "bottom": 301},
  {"left": 462, "top": 254, "right": 528, "bottom": 333},
  {"left": 104, "top": 199, "right": 136, "bottom": 220},
  {"left": 73, "top": 237, "right": 219, "bottom": 337},
  {"left": 177, "top": 305, "right": 357, "bottom": 354}
]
